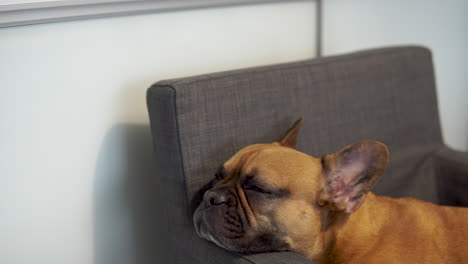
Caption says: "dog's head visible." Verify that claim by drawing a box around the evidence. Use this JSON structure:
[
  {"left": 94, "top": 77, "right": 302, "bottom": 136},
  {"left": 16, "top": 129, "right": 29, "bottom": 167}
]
[{"left": 193, "top": 118, "right": 389, "bottom": 257}]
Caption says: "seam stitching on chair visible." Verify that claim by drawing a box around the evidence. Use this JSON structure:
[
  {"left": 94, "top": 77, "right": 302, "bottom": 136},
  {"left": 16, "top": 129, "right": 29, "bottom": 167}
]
[{"left": 164, "top": 84, "right": 193, "bottom": 219}]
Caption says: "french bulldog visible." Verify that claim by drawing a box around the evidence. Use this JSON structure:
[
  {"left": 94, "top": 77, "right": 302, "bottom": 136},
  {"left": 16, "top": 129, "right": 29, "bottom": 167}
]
[{"left": 193, "top": 118, "right": 468, "bottom": 263}]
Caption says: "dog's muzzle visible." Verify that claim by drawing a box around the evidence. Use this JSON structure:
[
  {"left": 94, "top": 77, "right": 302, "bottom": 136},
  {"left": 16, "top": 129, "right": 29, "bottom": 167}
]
[{"left": 193, "top": 187, "right": 246, "bottom": 246}]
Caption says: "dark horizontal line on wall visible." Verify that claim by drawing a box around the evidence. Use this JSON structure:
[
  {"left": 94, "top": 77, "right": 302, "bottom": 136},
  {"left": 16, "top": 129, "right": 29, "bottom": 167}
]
[{"left": 0, "top": 0, "right": 312, "bottom": 28}]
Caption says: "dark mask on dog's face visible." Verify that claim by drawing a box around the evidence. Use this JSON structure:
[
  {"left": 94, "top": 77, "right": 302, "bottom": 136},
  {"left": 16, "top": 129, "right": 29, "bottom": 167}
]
[{"left": 192, "top": 118, "right": 389, "bottom": 258}]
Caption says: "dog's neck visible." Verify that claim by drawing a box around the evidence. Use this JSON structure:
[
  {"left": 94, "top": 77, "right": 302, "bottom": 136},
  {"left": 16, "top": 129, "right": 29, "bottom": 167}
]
[{"left": 314, "top": 193, "right": 394, "bottom": 264}]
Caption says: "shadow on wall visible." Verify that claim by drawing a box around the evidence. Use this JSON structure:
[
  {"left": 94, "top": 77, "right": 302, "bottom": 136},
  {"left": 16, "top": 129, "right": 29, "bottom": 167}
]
[{"left": 94, "top": 124, "right": 170, "bottom": 264}]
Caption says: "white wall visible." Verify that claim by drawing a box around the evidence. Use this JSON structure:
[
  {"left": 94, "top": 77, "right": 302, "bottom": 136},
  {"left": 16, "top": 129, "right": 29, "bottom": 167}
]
[
  {"left": 1, "top": 1, "right": 467, "bottom": 264},
  {"left": 323, "top": 0, "right": 468, "bottom": 151},
  {"left": 0, "top": 2, "right": 316, "bottom": 264}
]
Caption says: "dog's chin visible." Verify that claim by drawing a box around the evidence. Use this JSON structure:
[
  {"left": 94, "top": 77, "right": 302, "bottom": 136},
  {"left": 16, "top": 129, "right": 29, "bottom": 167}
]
[
  {"left": 196, "top": 219, "right": 238, "bottom": 251},
  {"left": 196, "top": 221, "right": 269, "bottom": 254}
]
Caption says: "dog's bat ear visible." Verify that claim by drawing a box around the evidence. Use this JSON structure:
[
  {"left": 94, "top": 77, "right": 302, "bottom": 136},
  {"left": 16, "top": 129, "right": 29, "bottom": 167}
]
[
  {"left": 279, "top": 117, "right": 304, "bottom": 148},
  {"left": 318, "top": 141, "right": 389, "bottom": 213}
]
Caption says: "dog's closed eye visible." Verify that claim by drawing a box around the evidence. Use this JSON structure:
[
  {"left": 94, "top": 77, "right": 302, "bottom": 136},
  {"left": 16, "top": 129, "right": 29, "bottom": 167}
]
[{"left": 245, "top": 185, "right": 272, "bottom": 194}]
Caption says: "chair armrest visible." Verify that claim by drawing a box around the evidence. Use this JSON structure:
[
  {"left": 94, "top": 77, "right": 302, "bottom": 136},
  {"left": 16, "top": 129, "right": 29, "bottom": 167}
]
[
  {"left": 433, "top": 146, "right": 468, "bottom": 206},
  {"left": 181, "top": 232, "right": 315, "bottom": 264}
]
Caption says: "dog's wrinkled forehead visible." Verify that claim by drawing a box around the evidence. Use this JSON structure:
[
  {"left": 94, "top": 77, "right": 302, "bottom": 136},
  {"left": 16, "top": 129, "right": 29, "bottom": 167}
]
[
  {"left": 223, "top": 143, "right": 322, "bottom": 194},
  {"left": 223, "top": 144, "right": 270, "bottom": 168}
]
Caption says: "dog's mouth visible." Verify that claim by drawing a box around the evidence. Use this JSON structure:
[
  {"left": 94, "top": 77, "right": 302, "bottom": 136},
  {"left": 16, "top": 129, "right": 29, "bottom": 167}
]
[
  {"left": 193, "top": 199, "right": 247, "bottom": 248},
  {"left": 194, "top": 213, "right": 235, "bottom": 250},
  {"left": 191, "top": 181, "right": 250, "bottom": 248}
]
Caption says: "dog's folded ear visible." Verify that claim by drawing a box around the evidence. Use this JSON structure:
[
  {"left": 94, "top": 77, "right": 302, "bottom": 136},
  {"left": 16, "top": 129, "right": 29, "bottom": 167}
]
[
  {"left": 318, "top": 141, "right": 389, "bottom": 213},
  {"left": 279, "top": 117, "right": 304, "bottom": 148}
]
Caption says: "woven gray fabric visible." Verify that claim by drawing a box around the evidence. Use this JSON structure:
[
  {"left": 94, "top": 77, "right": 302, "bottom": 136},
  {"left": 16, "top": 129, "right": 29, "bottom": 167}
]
[
  {"left": 146, "top": 46, "right": 467, "bottom": 264},
  {"left": 157, "top": 46, "right": 442, "bottom": 204},
  {"left": 434, "top": 146, "right": 468, "bottom": 206}
]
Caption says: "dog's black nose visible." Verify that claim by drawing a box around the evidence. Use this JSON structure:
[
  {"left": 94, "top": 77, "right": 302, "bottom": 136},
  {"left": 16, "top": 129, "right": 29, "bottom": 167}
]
[{"left": 204, "top": 189, "right": 233, "bottom": 207}]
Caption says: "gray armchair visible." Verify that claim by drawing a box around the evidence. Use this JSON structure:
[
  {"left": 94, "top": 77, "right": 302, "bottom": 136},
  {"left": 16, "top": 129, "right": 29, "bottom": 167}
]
[{"left": 146, "top": 46, "right": 468, "bottom": 264}]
